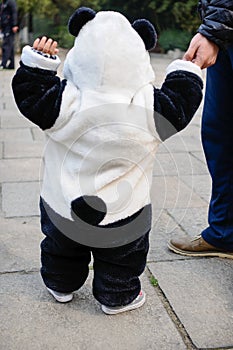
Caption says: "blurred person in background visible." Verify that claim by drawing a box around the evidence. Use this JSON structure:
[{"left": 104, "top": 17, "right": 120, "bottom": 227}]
[{"left": 0, "top": 0, "right": 18, "bottom": 69}]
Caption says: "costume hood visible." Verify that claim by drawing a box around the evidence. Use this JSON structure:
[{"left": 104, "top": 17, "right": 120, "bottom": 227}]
[{"left": 63, "top": 11, "right": 155, "bottom": 97}]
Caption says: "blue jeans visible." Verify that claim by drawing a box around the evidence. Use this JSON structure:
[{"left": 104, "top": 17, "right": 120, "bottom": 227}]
[{"left": 201, "top": 44, "right": 233, "bottom": 250}]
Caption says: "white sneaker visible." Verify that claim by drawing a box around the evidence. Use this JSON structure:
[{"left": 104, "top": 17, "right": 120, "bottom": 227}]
[
  {"left": 101, "top": 290, "right": 146, "bottom": 315},
  {"left": 46, "top": 287, "right": 73, "bottom": 303}
]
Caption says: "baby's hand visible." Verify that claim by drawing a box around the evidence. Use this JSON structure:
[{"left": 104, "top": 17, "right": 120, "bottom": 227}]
[{"left": 33, "top": 36, "right": 59, "bottom": 56}]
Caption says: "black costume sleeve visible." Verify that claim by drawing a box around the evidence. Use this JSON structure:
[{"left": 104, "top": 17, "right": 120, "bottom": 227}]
[
  {"left": 198, "top": 0, "right": 233, "bottom": 48},
  {"left": 12, "top": 62, "right": 67, "bottom": 130},
  {"left": 154, "top": 70, "right": 203, "bottom": 141}
]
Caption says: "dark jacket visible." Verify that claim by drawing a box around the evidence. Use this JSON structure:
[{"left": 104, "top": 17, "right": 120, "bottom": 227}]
[
  {"left": 198, "top": 0, "right": 233, "bottom": 48},
  {"left": 0, "top": 0, "right": 18, "bottom": 33}
]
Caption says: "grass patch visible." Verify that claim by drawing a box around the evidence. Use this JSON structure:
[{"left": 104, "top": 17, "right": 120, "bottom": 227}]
[{"left": 150, "top": 275, "right": 158, "bottom": 287}]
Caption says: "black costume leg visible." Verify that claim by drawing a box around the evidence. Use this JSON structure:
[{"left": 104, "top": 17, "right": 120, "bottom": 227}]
[
  {"left": 92, "top": 231, "right": 149, "bottom": 307},
  {"left": 40, "top": 199, "right": 91, "bottom": 293}
]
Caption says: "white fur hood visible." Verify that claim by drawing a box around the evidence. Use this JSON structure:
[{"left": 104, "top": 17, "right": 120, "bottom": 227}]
[{"left": 63, "top": 11, "right": 155, "bottom": 97}]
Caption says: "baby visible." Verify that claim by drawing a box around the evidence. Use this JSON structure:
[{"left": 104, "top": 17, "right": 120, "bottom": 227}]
[{"left": 12, "top": 7, "right": 203, "bottom": 314}]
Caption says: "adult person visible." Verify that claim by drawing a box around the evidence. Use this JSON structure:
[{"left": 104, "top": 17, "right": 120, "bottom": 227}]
[
  {"left": 168, "top": 1, "right": 233, "bottom": 259},
  {"left": 0, "top": 0, "right": 18, "bottom": 69}
]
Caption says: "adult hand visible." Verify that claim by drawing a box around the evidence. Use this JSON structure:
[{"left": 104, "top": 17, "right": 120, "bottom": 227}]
[
  {"left": 183, "top": 33, "right": 219, "bottom": 69},
  {"left": 33, "top": 36, "right": 59, "bottom": 56},
  {"left": 12, "top": 26, "right": 18, "bottom": 34}
]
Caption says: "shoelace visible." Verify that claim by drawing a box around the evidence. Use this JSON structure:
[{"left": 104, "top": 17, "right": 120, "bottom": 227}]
[{"left": 190, "top": 234, "right": 202, "bottom": 242}]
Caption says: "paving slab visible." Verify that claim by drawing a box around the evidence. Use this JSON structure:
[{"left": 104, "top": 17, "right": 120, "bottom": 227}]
[
  {"left": 177, "top": 123, "right": 201, "bottom": 137},
  {"left": 0, "top": 217, "right": 42, "bottom": 272},
  {"left": 0, "top": 87, "right": 13, "bottom": 95},
  {"left": 148, "top": 259, "right": 233, "bottom": 349},
  {"left": 1, "top": 96, "right": 18, "bottom": 108},
  {"left": 149, "top": 209, "right": 188, "bottom": 262},
  {"left": 0, "top": 110, "right": 20, "bottom": 117},
  {"left": 180, "top": 174, "right": 211, "bottom": 203},
  {"left": 4, "top": 141, "right": 44, "bottom": 159},
  {"left": 150, "top": 54, "right": 172, "bottom": 83},
  {"left": 31, "top": 127, "right": 46, "bottom": 142},
  {"left": 0, "top": 158, "right": 41, "bottom": 182},
  {"left": 153, "top": 152, "right": 209, "bottom": 176},
  {"left": 167, "top": 207, "right": 209, "bottom": 237},
  {"left": 0, "top": 271, "right": 186, "bottom": 350},
  {"left": 158, "top": 126, "right": 203, "bottom": 154},
  {"left": 151, "top": 176, "right": 207, "bottom": 210},
  {"left": 187, "top": 110, "right": 203, "bottom": 125},
  {"left": 0, "top": 128, "right": 33, "bottom": 142},
  {"left": 2, "top": 182, "right": 40, "bottom": 217},
  {"left": 0, "top": 142, "right": 3, "bottom": 158},
  {"left": 150, "top": 207, "right": 211, "bottom": 263},
  {"left": 159, "top": 135, "right": 203, "bottom": 153},
  {"left": 1, "top": 112, "right": 34, "bottom": 128},
  {"left": 190, "top": 150, "right": 207, "bottom": 164}
]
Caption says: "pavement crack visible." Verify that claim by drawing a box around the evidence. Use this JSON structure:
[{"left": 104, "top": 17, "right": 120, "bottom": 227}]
[
  {"left": 146, "top": 267, "right": 198, "bottom": 350},
  {"left": 147, "top": 258, "right": 191, "bottom": 263},
  {"left": 0, "top": 269, "right": 39, "bottom": 276},
  {"left": 165, "top": 209, "right": 187, "bottom": 233},
  {"left": 30, "top": 128, "right": 36, "bottom": 141},
  {"left": 190, "top": 151, "right": 206, "bottom": 165},
  {"left": 199, "top": 347, "right": 233, "bottom": 350}
]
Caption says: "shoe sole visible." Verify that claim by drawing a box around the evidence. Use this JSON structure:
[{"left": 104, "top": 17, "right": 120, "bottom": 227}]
[
  {"left": 168, "top": 242, "right": 233, "bottom": 259},
  {"left": 47, "top": 288, "right": 73, "bottom": 303},
  {"left": 101, "top": 292, "right": 146, "bottom": 315}
]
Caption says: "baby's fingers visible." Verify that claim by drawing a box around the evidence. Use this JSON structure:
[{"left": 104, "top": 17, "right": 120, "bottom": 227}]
[
  {"left": 33, "top": 38, "right": 41, "bottom": 50},
  {"left": 35, "top": 36, "right": 48, "bottom": 51},
  {"left": 49, "top": 41, "right": 59, "bottom": 55},
  {"left": 33, "top": 37, "right": 58, "bottom": 55},
  {"left": 42, "top": 38, "right": 54, "bottom": 54}
]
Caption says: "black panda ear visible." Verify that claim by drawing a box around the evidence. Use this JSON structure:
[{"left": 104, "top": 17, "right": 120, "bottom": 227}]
[
  {"left": 68, "top": 7, "right": 96, "bottom": 37},
  {"left": 132, "top": 19, "right": 157, "bottom": 50}
]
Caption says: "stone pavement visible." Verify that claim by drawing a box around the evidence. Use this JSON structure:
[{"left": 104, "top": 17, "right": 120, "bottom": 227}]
[{"left": 0, "top": 53, "right": 233, "bottom": 350}]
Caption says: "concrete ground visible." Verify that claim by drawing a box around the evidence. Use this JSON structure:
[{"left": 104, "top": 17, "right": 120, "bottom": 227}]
[{"left": 0, "top": 52, "right": 233, "bottom": 350}]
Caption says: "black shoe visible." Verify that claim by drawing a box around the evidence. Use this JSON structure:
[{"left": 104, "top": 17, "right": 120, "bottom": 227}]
[{"left": 0, "top": 65, "right": 14, "bottom": 70}]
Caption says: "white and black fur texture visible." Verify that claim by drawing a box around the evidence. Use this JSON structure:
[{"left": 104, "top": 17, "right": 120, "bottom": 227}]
[{"left": 12, "top": 7, "right": 203, "bottom": 248}]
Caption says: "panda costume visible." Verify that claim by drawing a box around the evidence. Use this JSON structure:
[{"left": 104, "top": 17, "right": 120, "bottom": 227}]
[{"left": 12, "top": 7, "right": 203, "bottom": 308}]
